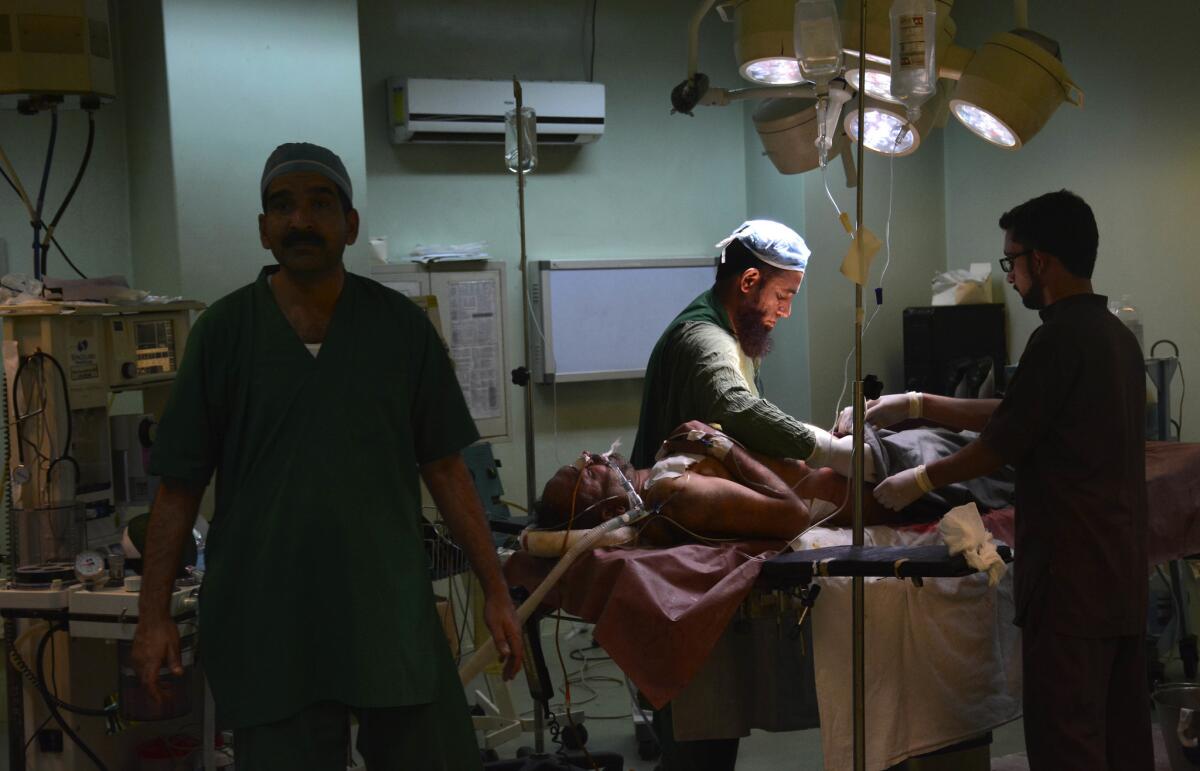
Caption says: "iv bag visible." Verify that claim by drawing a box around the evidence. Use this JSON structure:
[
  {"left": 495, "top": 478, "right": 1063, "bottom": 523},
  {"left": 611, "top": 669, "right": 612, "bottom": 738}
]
[
  {"left": 794, "top": 0, "right": 844, "bottom": 86},
  {"left": 889, "top": 0, "right": 937, "bottom": 120},
  {"left": 505, "top": 107, "right": 537, "bottom": 173},
  {"left": 1108, "top": 294, "right": 1145, "bottom": 353}
]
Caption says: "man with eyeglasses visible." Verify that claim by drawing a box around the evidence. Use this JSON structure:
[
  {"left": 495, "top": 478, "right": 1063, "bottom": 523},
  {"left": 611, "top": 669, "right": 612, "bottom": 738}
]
[{"left": 867, "top": 190, "right": 1152, "bottom": 770}]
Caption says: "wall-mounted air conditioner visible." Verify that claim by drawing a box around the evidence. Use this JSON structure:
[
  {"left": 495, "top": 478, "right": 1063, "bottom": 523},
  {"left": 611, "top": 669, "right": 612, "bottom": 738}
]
[{"left": 388, "top": 78, "right": 605, "bottom": 145}]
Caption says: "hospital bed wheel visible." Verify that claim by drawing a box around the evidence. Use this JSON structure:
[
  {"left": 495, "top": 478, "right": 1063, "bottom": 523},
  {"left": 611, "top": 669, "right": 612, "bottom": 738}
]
[
  {"left": 637, "top": 737, "right": 661, "bottom": 760},
  {"left": 560, "top": 723, "right": 588, "bottom": 750}
]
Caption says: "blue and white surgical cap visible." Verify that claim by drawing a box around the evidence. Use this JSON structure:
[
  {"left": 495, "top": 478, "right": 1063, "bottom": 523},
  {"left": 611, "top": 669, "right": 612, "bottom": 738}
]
[{"left": 715, "top": 219, "right": 810, "bottom": 272}]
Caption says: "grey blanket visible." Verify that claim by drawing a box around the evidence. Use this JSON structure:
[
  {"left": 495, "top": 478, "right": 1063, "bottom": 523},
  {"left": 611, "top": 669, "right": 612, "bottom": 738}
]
[{"left": 865, "top": 426, "right": 1016, "bottom": 520}]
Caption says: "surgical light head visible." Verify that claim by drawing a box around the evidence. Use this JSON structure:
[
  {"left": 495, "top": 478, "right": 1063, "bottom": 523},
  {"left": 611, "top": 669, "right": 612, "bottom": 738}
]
[{"left": 716, "top": 220, "right": 810, "bottom": 272}]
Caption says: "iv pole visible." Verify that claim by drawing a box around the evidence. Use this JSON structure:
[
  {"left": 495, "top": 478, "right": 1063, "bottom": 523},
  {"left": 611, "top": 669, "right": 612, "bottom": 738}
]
[
  {"left": 851, "top": 1, "right": 868, "bottom": 769},
  {"left": 512, "top": 78, "right": 538, "bottom": 521},
  {"left": 511, "top": 76, "right": 546, "bottom": 755}
]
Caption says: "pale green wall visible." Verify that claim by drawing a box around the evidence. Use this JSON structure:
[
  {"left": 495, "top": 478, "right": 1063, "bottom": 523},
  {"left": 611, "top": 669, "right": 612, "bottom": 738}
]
[
  {"left": 357, "top": 0, "right": 759, "bottom": 501},
  {"left": 115, "top": 0, "right": 182, "bottom": 296},
  {"left": 159, "top": 0, "right": 370, "bottom": 303},
  {"left": 943, "top": 0, "right": 1200, "bottom": 440}
]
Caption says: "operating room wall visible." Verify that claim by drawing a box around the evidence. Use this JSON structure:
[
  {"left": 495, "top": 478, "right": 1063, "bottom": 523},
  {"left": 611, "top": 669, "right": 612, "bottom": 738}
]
[
  {"left": 156, "top": 0, "right": 371, "bottom": 303},
  {"left": 943, "top": 0, "right": 1200, "bottom": 441},
  {"left": 357, "top": 0, "right": 754, "bottom": 501},
  {"left": 114, "top": 0, "right": 182, "bottom": 297}
]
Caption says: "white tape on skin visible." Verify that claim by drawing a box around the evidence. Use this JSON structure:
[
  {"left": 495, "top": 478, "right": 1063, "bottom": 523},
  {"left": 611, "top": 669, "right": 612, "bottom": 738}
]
[
  {"left": 907, "top": 391, "right": 924, "bottom": 419},
  {"left": 685, "top": 429, "right": 733, "bottom": 459}
]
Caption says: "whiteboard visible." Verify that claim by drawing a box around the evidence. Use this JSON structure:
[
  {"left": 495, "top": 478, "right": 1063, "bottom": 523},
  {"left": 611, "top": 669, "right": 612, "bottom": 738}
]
[{"left": 534, "top": 258, "right": 717, "bottom": 382}]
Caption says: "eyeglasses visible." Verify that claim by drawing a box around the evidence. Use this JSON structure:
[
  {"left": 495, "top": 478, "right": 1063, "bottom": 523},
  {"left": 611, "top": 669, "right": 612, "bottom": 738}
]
[{"left": 999, "top": 249, "right": 1033, "bottom": 274}]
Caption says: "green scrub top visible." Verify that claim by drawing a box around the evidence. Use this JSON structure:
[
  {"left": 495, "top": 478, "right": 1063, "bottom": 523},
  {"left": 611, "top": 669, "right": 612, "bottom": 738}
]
[
  {"left": 150, "top": 267, "right": 479, "bottom": 728},
  {"left": 631, "top": 288, "right": 816, "bottom": 468}
]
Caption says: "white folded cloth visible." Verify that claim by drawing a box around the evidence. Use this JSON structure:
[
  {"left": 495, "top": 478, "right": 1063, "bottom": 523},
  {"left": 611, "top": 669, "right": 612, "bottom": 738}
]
[{"left": 938, "top": 502, "right": 1007, "bottom": 587}]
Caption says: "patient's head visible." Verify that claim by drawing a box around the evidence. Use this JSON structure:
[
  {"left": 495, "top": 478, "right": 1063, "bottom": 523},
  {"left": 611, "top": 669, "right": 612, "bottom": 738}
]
[{"left": 533, "top": 452, "right": 636, "bottom": 530}]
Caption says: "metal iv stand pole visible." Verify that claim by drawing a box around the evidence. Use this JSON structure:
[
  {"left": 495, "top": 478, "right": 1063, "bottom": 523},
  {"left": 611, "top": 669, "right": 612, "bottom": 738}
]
[
  {"left": 511, "top": 77, "right": 546, "bottom": 755},
  {"left": 852, "top": 1, "right": 868, "bottom": 768}
]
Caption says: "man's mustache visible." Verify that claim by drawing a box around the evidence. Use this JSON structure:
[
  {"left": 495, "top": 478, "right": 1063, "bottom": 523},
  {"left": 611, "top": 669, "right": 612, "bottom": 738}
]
[{"left": 282, "top": 230, "right": 325, "bottom": 248}]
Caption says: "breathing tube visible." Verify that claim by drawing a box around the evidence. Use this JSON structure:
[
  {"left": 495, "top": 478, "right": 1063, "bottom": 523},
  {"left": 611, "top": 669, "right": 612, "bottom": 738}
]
[{"left": 458, "top": 456, "right": 651, "bottom": 686}]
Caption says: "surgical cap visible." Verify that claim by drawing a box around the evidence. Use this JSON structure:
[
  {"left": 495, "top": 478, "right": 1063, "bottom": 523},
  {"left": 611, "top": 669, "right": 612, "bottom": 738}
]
[
  {"left": 261, "top": 142, "right": 353, "bottom": 208},
  {"left": 715, "top": 219, "right": 810, "bottom": 272}
]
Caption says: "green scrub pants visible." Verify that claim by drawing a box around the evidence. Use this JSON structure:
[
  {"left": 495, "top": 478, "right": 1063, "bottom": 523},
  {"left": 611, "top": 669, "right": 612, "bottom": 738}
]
[{"left": 232, "top": 661, "right": 480, "bottom": 771}]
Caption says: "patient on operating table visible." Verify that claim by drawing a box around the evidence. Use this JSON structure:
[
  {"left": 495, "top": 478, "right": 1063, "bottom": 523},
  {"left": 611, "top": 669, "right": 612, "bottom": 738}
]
[{"left": 532, "top": 421, "right": 1015, "bottom": 546}]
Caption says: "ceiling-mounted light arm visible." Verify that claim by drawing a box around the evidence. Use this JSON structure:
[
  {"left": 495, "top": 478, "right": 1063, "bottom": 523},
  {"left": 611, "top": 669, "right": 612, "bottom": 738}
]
[
  {"left": 672, "top": 0, "right": 722, "bottom": 115},
  {"left": 937, "top": 44, "right": 974, "bottom": 81},
  {"left": 686, "top": 78, "right": 849, "bottom": 108},
  {"left": 687, "top": 0, "right": 720, "bottom": 80},
  {"left": 1013, "top": 0, "right": 1029, "bottom": 29},
  {"left": 699, "top": 83, "right": 818, "bottom": 107}
]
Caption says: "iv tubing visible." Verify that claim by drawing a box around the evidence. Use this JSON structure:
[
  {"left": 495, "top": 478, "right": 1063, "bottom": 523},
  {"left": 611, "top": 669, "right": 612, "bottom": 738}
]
[{"left": 458, "top": 508, "right": 650, "bottom": 686}]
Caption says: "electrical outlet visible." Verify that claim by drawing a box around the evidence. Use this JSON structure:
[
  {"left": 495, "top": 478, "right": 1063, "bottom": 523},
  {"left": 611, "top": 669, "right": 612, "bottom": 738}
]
[{"left": 38, "top": 728, "right": 64, "bottom": 752}]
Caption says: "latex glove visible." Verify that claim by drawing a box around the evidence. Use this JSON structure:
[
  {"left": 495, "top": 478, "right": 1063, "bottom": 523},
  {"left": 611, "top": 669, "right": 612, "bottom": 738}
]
[
  {"left": 806, "top": 425, "right": 876, "bottom": 482},
  {"left": 872, "top": 464, "right": 934, "bottom": 511},
  {"left": 864, "top": 392, "right": 923, "bottom": 428}
]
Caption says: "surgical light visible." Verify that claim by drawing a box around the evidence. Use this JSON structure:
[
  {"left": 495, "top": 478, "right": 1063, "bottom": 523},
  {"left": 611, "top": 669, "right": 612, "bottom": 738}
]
[
  {"left": 951, "top": 102, "right": 1015, "bottom": 148},
  {"left": 948, "top": 30, "right": 1083, "bottom": 150},
  {"left": 844, "top": 103, "right": 917, "bottom": 156},
  {"left": 843, "top": 66, "right": 902, "bottom": 104},
  {"left": 0, "top": 0, "right": 116, "bottom": 110},
  {"left": 744, "top": 58, "right": 804, "bottom": 85},
  {"left": 731, "top": 0, "right": 805, "bottom": 85},
  {"left": 753, "top": 96, "right": 846, "bottom": 174}
]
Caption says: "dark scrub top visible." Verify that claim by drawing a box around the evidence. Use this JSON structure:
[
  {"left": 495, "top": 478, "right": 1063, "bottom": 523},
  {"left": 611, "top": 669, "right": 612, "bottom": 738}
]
[
  {"left": 980, "top": 293, "right": 1147, "bottom": 637},
  {"left": 150, "top": 267, "right": 480, "bottom": 727},
  {"left": 631, "top": 288, "right": 816, "bottom": 468}
]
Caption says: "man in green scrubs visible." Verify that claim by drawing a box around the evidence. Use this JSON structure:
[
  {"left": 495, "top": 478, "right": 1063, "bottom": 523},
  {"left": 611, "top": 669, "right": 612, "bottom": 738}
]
[
  {"left": 632, "top": 220, "right": 858, "bottom": 475},
  {"left": 131, "top": 143, "right": 520, "bottom": 770},
  {"left": 631, "top": 220, "right": 850, "bottom": 771}
]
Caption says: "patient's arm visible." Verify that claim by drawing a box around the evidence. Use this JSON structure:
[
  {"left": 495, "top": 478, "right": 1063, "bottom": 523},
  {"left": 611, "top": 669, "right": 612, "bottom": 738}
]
[
  {"left": 662, "top": 421, "right": 799, "bottom": 497},
  {"left": 644, "top": 471, "right": 809, "bottom": 540}
]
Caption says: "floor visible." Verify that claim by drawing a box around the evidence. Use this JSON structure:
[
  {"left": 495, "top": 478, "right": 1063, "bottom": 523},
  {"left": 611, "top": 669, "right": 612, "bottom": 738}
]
[
  {"left": 472, "top": 619, "right": 1184, "bottom": 771},
  {"left": 0, "top": 620, "right": 1187, "bottom": 769}
]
